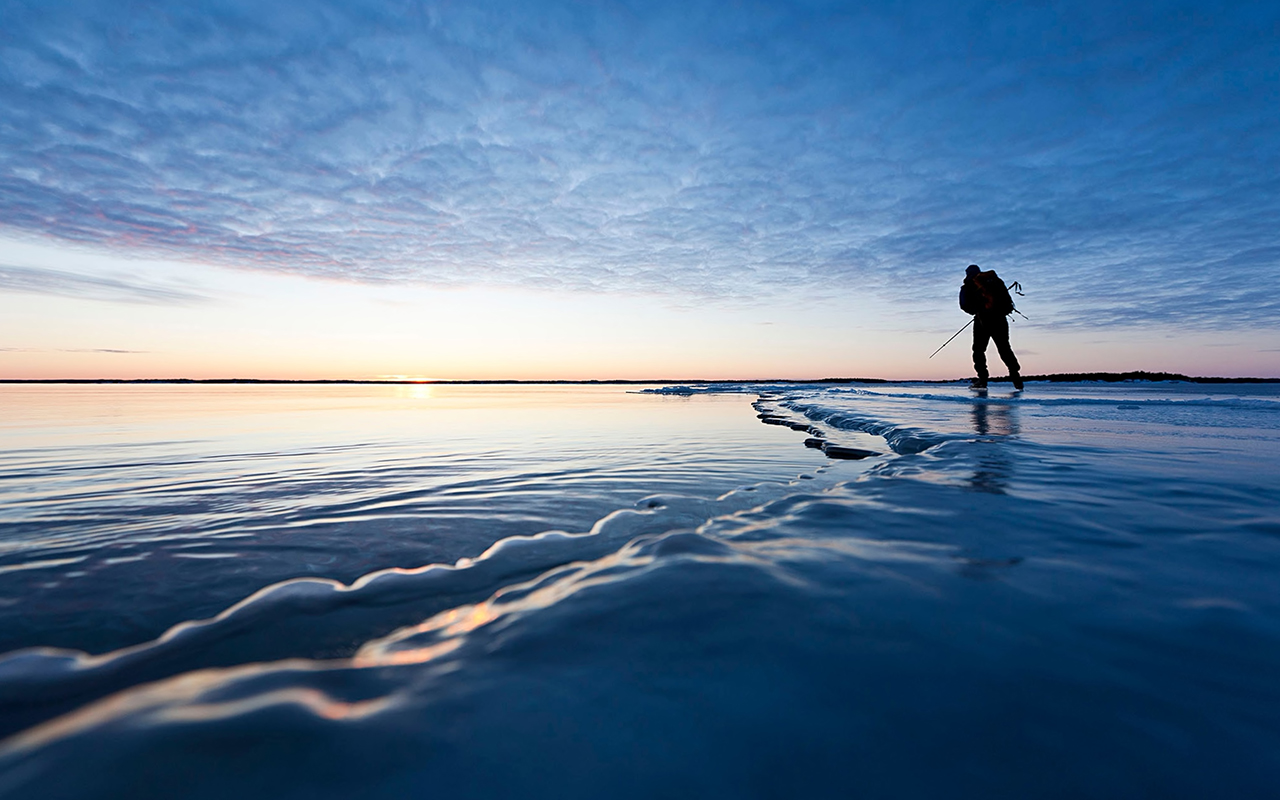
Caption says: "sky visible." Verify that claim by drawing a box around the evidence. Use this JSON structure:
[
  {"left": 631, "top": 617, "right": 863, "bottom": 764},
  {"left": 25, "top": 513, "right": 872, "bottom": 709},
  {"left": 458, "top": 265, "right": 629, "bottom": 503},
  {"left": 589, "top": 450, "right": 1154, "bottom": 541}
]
[{"left": 1, "top": 0, "right": 1278, "bottom": 380}]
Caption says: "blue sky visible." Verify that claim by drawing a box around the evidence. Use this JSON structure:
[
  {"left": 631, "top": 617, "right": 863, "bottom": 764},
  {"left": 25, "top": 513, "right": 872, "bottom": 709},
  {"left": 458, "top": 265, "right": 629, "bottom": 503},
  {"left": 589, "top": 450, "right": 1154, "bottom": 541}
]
[{"left": 1, "top": 0, "right": 1278, "bottom": 378}]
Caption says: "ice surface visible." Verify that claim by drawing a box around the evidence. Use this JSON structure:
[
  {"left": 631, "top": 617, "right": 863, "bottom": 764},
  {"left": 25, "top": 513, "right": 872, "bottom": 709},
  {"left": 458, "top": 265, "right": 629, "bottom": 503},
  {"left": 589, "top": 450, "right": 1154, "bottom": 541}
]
[{"left": 1, "top": 382, "right": 1278, "bottom": 799}]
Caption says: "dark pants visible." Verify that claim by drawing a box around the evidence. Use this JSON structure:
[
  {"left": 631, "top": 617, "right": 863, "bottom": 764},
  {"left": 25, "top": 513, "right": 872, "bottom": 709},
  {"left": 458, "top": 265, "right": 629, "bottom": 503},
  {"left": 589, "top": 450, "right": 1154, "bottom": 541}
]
[{"left": 972, "top": 314, "right": 1020, "bottom": 380}]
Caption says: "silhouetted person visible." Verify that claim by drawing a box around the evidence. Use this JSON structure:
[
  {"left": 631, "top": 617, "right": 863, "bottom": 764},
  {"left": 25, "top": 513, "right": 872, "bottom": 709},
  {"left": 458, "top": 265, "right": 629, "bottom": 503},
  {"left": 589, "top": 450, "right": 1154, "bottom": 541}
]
[{"left": 959, "top": 264, "right": 1022, "bottom": 390}]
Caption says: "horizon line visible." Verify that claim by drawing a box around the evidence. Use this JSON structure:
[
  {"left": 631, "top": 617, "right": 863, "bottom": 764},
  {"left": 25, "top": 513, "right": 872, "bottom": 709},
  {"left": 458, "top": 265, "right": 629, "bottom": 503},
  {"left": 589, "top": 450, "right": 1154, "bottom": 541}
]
[{"left": 2, "top": 372, "right": 1278, "bottom": 385}]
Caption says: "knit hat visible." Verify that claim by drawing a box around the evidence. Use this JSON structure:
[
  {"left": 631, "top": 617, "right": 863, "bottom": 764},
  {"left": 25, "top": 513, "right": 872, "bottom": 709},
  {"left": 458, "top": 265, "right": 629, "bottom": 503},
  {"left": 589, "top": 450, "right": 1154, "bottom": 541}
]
[{"left": 965, "top": 264, "right": 981, "bottom": 277}]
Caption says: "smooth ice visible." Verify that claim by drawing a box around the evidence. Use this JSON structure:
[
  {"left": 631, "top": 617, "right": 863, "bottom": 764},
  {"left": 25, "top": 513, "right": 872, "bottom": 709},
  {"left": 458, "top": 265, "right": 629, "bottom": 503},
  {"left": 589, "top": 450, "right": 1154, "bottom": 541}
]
[{"left": 0, "top": 382, "right": 1277, "bottom": 799}]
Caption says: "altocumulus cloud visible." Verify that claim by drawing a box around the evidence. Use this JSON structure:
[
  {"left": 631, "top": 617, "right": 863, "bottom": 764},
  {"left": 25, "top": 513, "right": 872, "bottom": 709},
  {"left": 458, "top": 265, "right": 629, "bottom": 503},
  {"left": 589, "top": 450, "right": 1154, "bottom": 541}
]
[{"left": 1, "top": 0, "right": 1278, "bottom": 328}]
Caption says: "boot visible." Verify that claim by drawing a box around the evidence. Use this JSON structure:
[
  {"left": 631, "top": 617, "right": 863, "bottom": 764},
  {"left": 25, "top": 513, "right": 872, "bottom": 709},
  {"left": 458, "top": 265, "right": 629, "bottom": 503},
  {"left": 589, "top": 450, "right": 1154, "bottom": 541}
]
[{"left": 1011, "top": 372, "right": 1023, "bottom": 391}]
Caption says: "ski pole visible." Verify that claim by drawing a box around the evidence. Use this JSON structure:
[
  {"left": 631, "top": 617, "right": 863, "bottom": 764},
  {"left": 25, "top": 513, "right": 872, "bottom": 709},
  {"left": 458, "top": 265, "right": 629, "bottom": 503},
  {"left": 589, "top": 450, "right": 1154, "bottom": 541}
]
[{"left": 929, "top": 318, "right": 974, "bottom": 359}]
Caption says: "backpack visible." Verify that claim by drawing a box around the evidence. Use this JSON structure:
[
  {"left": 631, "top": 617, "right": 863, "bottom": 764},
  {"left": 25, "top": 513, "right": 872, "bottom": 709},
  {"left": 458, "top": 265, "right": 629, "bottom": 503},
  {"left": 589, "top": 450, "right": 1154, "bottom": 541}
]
[{"left": 961, "top": 270, "right": 1014, "bottom": 316}]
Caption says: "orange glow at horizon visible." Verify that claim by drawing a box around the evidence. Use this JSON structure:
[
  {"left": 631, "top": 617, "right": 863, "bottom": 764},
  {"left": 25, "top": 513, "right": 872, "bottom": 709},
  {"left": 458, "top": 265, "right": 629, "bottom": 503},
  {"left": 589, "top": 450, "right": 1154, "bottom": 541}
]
[{"left": 3, "top": 238, "right": 1279, "bottom": 381}]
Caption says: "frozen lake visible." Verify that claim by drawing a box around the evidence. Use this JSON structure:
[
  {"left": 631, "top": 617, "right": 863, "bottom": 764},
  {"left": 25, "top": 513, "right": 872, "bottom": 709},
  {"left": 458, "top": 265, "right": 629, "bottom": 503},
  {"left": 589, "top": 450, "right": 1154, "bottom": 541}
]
[{"left": 1, "top": 381, "right": 1277, "bottom": 798}]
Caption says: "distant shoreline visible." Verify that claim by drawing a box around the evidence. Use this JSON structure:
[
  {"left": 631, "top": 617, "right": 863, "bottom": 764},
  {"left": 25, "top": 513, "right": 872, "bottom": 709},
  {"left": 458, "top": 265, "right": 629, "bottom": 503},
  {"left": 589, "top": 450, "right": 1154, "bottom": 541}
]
[{"left": 2, "top": 372, "right": 1277, "bottom": 385}]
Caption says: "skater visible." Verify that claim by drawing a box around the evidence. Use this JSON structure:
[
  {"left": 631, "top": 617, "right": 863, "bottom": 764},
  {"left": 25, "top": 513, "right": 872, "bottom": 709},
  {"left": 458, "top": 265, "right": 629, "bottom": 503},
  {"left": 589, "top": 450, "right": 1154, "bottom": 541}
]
[{"left": 959, "top": 264, "right": 1022, "bottom": 390}]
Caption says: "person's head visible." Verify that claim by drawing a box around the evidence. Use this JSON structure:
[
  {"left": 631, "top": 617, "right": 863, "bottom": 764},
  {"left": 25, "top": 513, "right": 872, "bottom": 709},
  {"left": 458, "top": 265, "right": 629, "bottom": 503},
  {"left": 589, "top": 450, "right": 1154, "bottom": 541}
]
[{"left": 965, "top": 264, "right": 981, "bottom": 278}]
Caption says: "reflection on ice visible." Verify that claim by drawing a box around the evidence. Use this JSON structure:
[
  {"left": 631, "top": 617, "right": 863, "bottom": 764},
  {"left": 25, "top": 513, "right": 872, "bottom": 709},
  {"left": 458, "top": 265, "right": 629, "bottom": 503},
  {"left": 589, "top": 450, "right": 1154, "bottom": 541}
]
[
  {"left": 969, "top": 401, "right": 1019, "bottom": 494},
  {"left": 0, "top": 385, "right": 833, "bottom": 656}
]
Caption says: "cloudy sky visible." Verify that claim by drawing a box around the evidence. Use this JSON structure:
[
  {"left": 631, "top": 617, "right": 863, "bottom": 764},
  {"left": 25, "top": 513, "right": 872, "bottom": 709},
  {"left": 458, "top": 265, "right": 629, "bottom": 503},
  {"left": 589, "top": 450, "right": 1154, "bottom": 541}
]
[{"left": 2, "top": 0, "right": 1277, "bottom": 379}]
